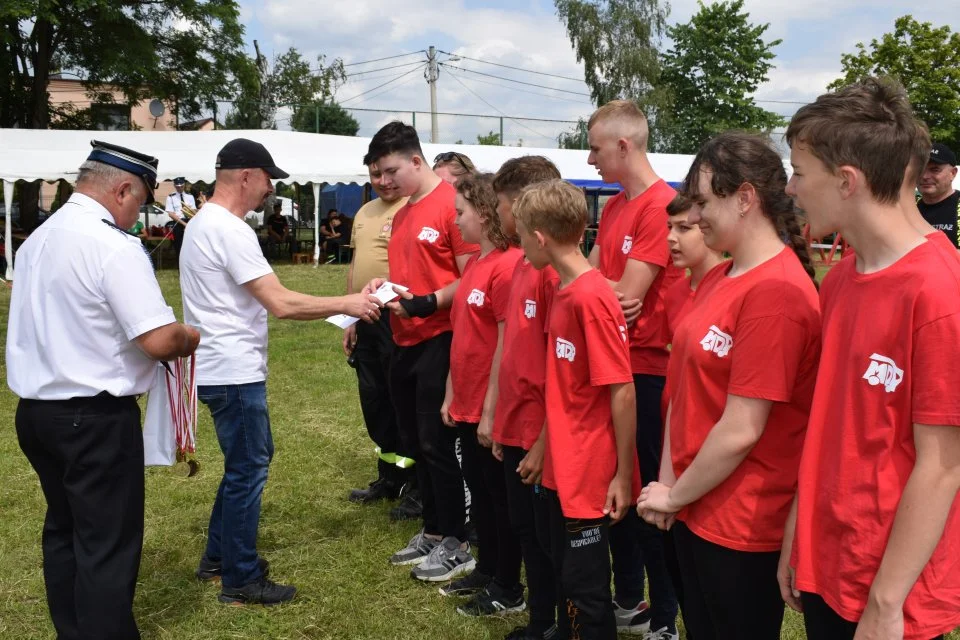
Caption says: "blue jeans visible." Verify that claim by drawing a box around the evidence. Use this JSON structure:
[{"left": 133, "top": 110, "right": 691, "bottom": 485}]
[{"left": 198, "top": 382, "right": 273, "bottom": 588}]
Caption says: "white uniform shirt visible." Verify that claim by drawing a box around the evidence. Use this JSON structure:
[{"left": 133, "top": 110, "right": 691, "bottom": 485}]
[
  {"left": 179, "top": 203, "right": 273, "bottom": 385},
  {"left": 165, "top": 191, "right": 196, "bottom": 216},
  {"left": 6, "top": 193, "right": 177, "bottom": 400}
]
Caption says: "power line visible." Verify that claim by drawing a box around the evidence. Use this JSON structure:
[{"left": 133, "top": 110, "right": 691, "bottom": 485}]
[
  {"left": 345, "top": 60, "right": 426, "bottom": 77},
  {"left": 438, "top": 50, "right": 584, "bottom": 83},
  {"left": 340, "top": 64, "right": 426, "bottom": 104},
  {"left": 343, "top": 50, "right": 425, "bottom": 67},
  {"left": 340, "top": 106, "right": 581, "bottom": 124},
  {"left": 438, "top": 63, "right": 591, "bottom": 97},
  {"left": 444, "top": 71, "right": 557, "bottom": 142},
  {"left": 349, "top": 70, "right": 424, "bottom": 106},
  {"left": 443, "top": 65, "right": 593, "bottom": 107}
]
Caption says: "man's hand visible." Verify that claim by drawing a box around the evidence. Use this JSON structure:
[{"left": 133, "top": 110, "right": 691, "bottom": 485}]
[
  {"left": 603, "top": 472, "right": 631, "bottom": 522},
  {"left": 518, "top": 438, "right": 545, "bottom": 485},
  {"left": 341, "top": 293, "right": 382, "bottom": 323},
  {"left": 181, "top": 325, "right": 201, "bottom": 356},
  {"left": 853, "top": 599, "right": 904, "bottom": 640},
  {"left": 477, "top": 415, "right": 494, "bottom": 448},
  {"left": 777, "top": 551, "right": 802, "bottom": 613},
  {"left": 617, "top": 292, "right": 643, "bottom": 327},
  {"left": 637, "top": 505, "right": 676, "bottom": 531},
  {"left": 362, "top": 278, "right": 386, "bottom": 296},
  {"left": 636, "top": 481, "right": 683, "bottom": 529},
  {"left": 492, "top": 442, "right": 504, "bottom": 461},
  {"left": 342, "top": 323, "right": 357, "bottom": 356}
]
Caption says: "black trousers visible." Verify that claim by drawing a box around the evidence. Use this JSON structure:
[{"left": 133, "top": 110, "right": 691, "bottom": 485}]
[
  {"left": 354, "top": 312, "right": 409, "bottom": 484},
  {"left": 801, "top": 592, "right": 943, "bottom": 640},
  {"left": 609, "top": 373, "right": 678, "bottom": 630},
  {"left": 390, "top": 331, "right": 465, "bottom": 540},
  {"left": 673, "top": 521, "right": 783, "bottom": 640},
  {"left": 458, "top": 423, "right": 521, "bottom": 586},
  {"left": 16, "top": 393, "right": 144, "bottom": 640},
  {"left": 503, "top": 446, "right": 557, "bottom": 634},
  {"left": 537, "top": 487, "right": 617, "bottom": 640}
]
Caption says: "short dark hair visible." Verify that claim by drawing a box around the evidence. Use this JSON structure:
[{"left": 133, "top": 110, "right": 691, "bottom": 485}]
[
  {"left": 492, "top": 156, "right": 561, "bottom": 196},
  {"left": 363, "top": 121, "right": 425, "bottom": 165},
  {"left": 786, "top": 77, "right": 916, "bottom": 205},
  {"left": 666, "top": 193, "right": 692, "bottom": 216}
]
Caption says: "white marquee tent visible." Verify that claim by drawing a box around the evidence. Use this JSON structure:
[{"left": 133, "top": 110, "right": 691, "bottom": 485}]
[{"left": 0, "top": 128, "right": 699, "bottom": 280}]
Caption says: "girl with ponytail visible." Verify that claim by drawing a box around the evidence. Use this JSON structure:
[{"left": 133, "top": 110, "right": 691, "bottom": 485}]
[{"left": 636, "top": 132, "right": 822, "bottom": 640}]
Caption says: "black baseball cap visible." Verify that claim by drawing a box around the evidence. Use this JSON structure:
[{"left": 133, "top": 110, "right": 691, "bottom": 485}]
[
  {"left": 215, "top": 138, "right": 290, "bottom": 179},
  {"left": 930, "top": 143, "right": 957, "bottom": 167}
]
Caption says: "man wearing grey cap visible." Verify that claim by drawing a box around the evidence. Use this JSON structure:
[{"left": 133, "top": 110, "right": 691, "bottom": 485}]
[
  {"left": 6, "top": 140, "right": 201, "bottom": 639},
  {"left": 180, "top": 138, "right": 382, "bottom": 606},
  {"left": 918, "top": 142, "right": 960, "bottom": 248}
]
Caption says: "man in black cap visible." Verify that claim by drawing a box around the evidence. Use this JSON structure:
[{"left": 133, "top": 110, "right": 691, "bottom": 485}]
[
  {"left": 6, "top": 141, "right": 201, "bottom": 638},
  {"left": 165, "top": 176, "right": 196, "bottom": 258},
  {"left": 918, "top": 142, "right": 960, "bottom": 247},
  {"left": 180, "top": 138, "right": 382, "bottom": 606}
]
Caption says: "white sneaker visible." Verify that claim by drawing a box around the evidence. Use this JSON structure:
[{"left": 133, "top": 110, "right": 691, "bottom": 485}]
[
  {"left": 643, "top": 626, "right": 679, "bottom": 640},
  {"left": 613, "top": 599, "right": 651, "bottom": 634}
]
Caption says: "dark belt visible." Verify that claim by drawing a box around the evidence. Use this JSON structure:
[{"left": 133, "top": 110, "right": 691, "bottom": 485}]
[{"left": 19, "top": 391, "right": 138, "bottom": 409}]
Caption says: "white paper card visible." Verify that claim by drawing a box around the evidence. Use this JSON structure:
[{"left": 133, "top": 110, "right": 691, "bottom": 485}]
[{"left": 325, "top": 281, "right": 408, "bottom": 329}]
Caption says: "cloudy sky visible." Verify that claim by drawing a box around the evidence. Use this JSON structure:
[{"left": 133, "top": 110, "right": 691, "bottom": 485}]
[{"left": 233, "top": 0, "right": 958, "bottom": 149}]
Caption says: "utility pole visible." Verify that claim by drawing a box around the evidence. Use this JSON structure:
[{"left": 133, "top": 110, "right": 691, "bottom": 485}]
[{"left": 426, "top": 46, "right": 439, "bottom": 143}]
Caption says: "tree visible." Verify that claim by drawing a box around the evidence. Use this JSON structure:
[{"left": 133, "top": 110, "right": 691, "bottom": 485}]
[
  {"left": 829, "top": 15, "right": 960, "bottom": 151},
  {"left": 554, "top": 0, "right": 671, "bottom": 134},
  {"left": 291, "top": 101, "right": 359, "bottom": 136},
  {"left": 1, "top": 0, "right": 247, "bottom": 228},
  {"left": 224, "top": 45, "right": 346, "bottom": 131},
  {"left": 476, "top": 130, "right": 502, "bottom": 145},
  {"left": 558, "top": 118, "right": 589, "bottom": 149},
  {"left": 657, "top": 0, "right": 785, "bottom": 153}
]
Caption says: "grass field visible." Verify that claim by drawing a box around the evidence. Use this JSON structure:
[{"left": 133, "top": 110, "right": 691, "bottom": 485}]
[{"left": 0, "top": 263, "right": 955, "bottom": 640}]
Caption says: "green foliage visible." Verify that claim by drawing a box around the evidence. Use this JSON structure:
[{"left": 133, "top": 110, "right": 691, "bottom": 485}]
[
  {"left": 656, "top": 0, "right": 784, "bottom": 153},
  {"left": 0, "top": 0, "right": 247, "bottom": 130},
  {"left": 476, "top": 130, "right": 502, "bottom": 145},
  {"left": 558, "top": 118, "right": 589, "bottom": 149},
  {"left": 290, "top": 101, "right": 360, "bottom": 136},
  {"left": 554, "top": 0, "right": 668, "bottom": 106},
  {"left": 224, "top": 46, "right": 347, "bottom": 131},
  {"left": 829, "top": 15, "right": 960, "bottom": 151}
]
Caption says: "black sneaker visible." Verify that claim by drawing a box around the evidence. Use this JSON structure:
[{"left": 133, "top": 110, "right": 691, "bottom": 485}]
[
  {"left": 195, "top": 555, "right": 270, "bottom": 582},
  {"left": 349, "top": 477, "right": 401, "bottom": 503},
  {"left": 218, "top": 577, "right": 296, "bottom": 606},
  {"left": 438, "top": 569, "right": 492, "bottom": 597},
  {"left": 389, "top": 485, "right": 423, "bottom": 521},
  {"left": 504, "top": 625, "right": 559, "bottom": 639},
  {"left": 456, "top": 582, "right": 526, "bottom": 617}
]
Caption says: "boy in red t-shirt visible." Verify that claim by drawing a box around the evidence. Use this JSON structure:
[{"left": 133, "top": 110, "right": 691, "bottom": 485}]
[
  {"left": 513, "top": 178, "right": 638, "bottom": 640},
  {"left": 490, "top": 156, "right": 563, "bottom": 640},
  {"left": 586, "top": 99, "right": 680, "bottom": 636},
  {"left": 782, "top": 78, "right": 960, "bottom": 640},
  {"left": 361, "top": 122, "right": 479, "bottom": 578}
]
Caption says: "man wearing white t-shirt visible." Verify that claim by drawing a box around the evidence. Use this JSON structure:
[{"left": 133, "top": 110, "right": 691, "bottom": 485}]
[{"left": 180, "top": 138, "right": 381, "bottom": 606}]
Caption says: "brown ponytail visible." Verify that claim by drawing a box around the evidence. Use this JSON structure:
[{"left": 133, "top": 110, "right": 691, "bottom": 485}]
[{"left": 682, "top": 131, "right": 817, "bottom": 287}]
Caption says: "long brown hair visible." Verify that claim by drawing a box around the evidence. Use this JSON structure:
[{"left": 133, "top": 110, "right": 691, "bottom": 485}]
[
  {"left": 683, "top": 132, "right": 817, "bottom": 285},
  {"left": 456, "top": 173, "right": 512, "bottom": 250}
]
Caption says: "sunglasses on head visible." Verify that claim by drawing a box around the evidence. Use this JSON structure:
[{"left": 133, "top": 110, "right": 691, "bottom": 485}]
[{"left": 434, "top": 152, "right": 471, "bottom": 173}]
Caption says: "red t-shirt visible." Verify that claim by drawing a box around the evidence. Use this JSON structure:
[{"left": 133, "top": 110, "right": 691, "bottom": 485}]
[
  {"left": 595, "top": 181, "right": 683, "bottom": 376},
  {"left": 493, "top": 259, "right": 560, "bottom": 449},
  {"left": 668, "top": 248, "right": 821, "bottom": 552},
  {"left": 387, "top": 180, "right": 478, "bottom": 347},
  {"left": 663, "top": 274, "right": 694, "bottom": 344},
  {"left": 543, "top": 268, "right": 638, "bottom": 518},
  {"left": 793, "top": 241, "right": 960, "bottom": 639},
  {"left": 449, "top": 247, "right": 521, "bottom": 423}
]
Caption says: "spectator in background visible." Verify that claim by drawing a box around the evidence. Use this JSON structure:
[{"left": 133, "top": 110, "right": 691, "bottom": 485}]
[
  {"left": 128, "top": 216, "right": 148, "bottom": 241},
  {"left": 917, "top": 143, "right": 960, "bottom": 248},
  {"left": 266, "top": 202, "right": 289, "bottom": 242},
  {"left": 321, "top": 208, "right": 345, "bottom": 263},
  {"left": 166, "top": 176, "right": 196, "bottom": 261},
  {"left": 434, "top": 152, "right": 476, "bottom": 185}
]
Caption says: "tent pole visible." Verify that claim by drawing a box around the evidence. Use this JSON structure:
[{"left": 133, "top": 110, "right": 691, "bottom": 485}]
[
  {"left": 312, "top": 182, "right": 321, "bottom": 268},
  {"left": 4, "top": 180, "right": 14, "bottom": 280}
]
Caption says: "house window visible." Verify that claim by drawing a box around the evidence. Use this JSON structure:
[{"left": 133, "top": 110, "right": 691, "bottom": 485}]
[{"left": 91, "top": 104, "right": 130, "bottom": 131}]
